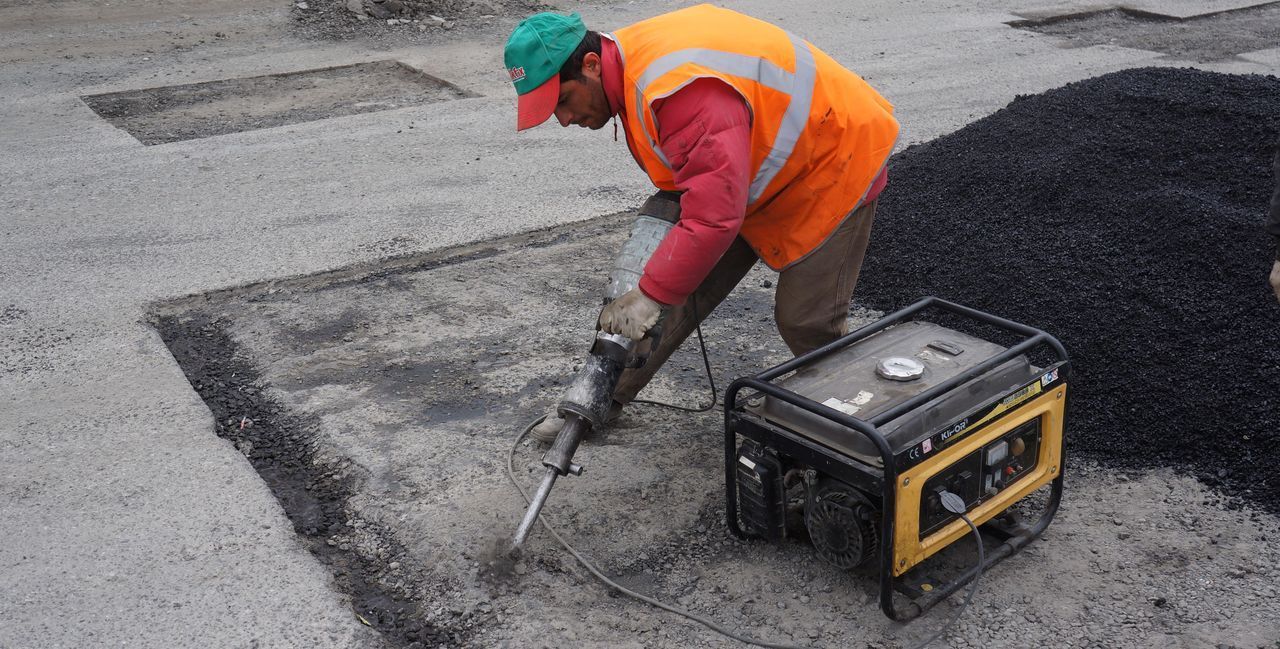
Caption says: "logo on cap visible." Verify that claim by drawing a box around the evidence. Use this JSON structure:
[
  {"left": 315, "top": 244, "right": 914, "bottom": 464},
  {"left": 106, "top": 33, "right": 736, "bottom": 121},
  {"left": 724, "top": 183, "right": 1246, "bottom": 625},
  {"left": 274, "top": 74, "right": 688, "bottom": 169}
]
[{"left": 508, "top": 66, "right": 526, "bottom": 83}]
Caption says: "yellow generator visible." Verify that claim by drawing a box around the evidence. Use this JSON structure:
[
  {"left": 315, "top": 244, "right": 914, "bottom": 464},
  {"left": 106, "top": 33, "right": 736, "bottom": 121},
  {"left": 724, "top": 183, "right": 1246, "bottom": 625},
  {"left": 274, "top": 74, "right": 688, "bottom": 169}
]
[{"left": 725, "top": 298, "right": 1068, "bottom": 620}]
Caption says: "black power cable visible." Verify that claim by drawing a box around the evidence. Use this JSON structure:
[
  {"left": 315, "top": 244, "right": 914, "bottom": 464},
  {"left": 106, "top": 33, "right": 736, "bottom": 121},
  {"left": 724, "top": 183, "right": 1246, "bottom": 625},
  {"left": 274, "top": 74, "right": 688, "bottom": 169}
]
[
  {"left": 907, "top": 491, "right": 985, "bottom": 649},
  {"left": 507, "top": 429, "right": 982, "bottom": 649},
  {"left": 507, "top": 416, "right": 813, "bottom": 649},
  {"left": 628, "top": 294, "right": 719, "bottom": 413}
]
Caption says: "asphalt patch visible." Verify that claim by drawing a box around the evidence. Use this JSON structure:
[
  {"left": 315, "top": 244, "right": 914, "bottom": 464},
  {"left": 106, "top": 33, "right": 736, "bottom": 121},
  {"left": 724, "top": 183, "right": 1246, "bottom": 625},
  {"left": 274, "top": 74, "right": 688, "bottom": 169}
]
[
  {"left": 1010, "top": 3, "right": 1280, "bottom": 62},
  {"left": 82, "top": 60, "right": 472, "bottom": 145},
  {"left": 859, "top": 67, "right": 1280, "bottom": 515}
]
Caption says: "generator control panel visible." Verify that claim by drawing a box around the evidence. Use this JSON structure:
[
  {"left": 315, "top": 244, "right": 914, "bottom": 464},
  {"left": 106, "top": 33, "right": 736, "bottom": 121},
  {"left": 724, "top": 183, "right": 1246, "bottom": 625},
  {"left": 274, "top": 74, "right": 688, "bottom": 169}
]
[{"left": 920, "top": 418, "right": 1042, "bottom": 537}]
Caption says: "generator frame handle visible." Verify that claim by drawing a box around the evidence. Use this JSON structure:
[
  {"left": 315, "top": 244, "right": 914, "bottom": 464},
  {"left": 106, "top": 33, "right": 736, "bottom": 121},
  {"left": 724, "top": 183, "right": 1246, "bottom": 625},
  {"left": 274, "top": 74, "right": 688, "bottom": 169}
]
[{"left": 724, "top": 296, "right": 1069, "bottom": 621}]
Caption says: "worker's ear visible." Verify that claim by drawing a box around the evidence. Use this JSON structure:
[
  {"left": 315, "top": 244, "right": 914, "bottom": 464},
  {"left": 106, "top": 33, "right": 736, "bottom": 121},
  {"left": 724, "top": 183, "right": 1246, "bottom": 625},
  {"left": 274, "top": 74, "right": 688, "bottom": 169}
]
[{"left": 581, "top": 51, "right": 602, "bottom": 81}]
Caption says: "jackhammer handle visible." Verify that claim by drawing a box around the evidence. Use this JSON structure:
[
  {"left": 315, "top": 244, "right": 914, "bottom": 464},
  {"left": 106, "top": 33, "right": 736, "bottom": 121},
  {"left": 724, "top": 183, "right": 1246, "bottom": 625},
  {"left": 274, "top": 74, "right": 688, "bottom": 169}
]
[{"left": 626, "top": 321, "right": 663, "bottom": 369}]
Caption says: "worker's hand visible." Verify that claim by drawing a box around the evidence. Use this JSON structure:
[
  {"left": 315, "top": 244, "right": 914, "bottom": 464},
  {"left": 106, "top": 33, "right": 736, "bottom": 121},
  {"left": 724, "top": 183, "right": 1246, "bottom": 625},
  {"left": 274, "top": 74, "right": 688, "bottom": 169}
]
[
  {"left": 599, "top": 288, "right": 663, "bottom": 341},
  {"left": 1270, "top": 260, "right": 1280, "bottom": 303}
]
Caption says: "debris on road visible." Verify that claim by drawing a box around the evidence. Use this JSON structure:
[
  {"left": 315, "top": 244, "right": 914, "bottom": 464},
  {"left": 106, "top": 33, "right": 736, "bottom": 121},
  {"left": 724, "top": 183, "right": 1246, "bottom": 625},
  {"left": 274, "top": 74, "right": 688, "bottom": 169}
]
[{"left": 293, "top": 0, "right": 528, "bottom": 40}]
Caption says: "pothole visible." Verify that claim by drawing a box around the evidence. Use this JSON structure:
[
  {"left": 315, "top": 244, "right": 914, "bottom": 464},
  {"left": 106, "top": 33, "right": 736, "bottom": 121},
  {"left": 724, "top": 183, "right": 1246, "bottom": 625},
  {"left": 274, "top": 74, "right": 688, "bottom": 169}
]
[
  {"left": 82, "top": 60, "right": 475, "bottom": 145},
  {"left": 1009, "top": 2, "right": 1280, "bottom": 62}
]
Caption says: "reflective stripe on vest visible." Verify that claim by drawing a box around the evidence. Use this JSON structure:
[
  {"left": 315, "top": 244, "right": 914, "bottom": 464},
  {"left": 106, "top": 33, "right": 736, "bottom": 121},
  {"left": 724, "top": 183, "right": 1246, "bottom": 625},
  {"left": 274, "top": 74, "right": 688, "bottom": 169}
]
[{"left": 632, "top": 32, "right": 817, "bottom": 205}]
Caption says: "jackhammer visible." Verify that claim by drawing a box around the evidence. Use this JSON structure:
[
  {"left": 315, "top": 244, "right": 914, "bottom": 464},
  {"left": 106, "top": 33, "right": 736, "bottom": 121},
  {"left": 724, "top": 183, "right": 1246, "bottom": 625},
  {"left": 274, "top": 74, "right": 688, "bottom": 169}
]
[{"left": 510, "top": 205, "right": 675, "bottom": 551}]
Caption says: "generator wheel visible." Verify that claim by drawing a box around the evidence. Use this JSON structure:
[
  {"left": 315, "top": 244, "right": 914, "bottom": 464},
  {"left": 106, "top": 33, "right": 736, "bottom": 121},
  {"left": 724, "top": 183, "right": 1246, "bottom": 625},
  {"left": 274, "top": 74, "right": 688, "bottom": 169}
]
[{"left": 804, "top": 481, "right": 878, "bottom": 570}]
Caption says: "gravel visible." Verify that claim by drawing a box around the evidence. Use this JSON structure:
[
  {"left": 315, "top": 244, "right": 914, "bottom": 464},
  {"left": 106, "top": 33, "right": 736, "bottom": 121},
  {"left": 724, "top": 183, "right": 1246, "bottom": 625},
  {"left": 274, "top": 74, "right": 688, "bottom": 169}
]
[
  {"left": 290, "top": 0, "right": 541, "bottom": 41},
  {"left": 859, "top": 67, "right": 1280, "bottom": 515}
]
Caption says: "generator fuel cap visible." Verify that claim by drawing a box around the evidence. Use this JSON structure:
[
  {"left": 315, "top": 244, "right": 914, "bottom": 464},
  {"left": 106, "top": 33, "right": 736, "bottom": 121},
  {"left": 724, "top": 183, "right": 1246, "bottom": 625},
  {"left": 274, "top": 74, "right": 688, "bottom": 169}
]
[{"left": 876, "top": 356, "right": 925, "bottom": 381}]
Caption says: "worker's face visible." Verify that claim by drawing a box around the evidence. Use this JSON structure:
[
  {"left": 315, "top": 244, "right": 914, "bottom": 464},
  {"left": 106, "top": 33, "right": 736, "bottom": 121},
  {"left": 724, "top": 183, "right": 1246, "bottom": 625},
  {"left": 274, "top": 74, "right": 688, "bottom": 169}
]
[{"left": 554, "top": 52, "right": 611, "bottom": 130}]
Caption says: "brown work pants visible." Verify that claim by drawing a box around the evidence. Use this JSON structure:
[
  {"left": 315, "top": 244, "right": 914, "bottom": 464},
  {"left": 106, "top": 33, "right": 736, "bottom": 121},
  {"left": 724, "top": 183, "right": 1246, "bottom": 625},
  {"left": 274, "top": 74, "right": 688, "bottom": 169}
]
[{"left": 612, "top": 195, "right": 878, "bottom": 405}]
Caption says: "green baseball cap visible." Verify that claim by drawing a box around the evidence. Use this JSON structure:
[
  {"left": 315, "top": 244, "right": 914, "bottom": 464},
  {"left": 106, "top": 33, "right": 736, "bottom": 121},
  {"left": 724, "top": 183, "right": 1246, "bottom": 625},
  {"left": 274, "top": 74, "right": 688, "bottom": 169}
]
[{"left": 504, "top": 12, "right": 587, "bottom": 131}]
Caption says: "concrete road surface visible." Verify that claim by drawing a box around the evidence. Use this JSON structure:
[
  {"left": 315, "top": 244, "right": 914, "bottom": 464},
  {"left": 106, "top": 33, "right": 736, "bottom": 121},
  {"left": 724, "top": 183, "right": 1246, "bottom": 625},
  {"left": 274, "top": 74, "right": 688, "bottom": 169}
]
[{"left": 2, "top": 0, "right": 1278, "bottom": 647}]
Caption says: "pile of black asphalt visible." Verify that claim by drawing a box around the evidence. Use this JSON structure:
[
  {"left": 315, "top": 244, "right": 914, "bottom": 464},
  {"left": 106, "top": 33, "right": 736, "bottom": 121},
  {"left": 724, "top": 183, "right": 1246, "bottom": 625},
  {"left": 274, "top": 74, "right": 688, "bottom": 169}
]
[{"left": 860, "top": 67, "right": 1280, "bottom": 516}]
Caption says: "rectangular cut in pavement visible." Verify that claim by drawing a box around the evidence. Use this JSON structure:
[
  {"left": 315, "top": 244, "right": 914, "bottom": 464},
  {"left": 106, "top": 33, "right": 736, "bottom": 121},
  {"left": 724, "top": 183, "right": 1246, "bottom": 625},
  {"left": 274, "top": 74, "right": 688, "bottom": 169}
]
[
  {"left": 152, "top": 216, "right": 1280, "bottom": 648},
  {"left": 82, "top": 60, "right": 472, "bottom": 145}
]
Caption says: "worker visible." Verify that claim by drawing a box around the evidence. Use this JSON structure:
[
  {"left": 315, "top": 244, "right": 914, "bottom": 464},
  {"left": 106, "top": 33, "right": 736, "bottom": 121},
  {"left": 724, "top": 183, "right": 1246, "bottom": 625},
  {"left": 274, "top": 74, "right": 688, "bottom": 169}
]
[
  {"left": 504, "top": 5, "right": 899, "bottom": 441},
  {"left": 1270, "top": 138, "right": 1280, "bottom": 302}
]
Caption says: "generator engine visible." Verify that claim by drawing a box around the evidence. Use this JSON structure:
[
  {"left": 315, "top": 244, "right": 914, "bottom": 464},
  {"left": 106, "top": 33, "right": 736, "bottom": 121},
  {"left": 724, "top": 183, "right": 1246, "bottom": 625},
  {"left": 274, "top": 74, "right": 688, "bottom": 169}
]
[{"left": 725, "top": 298, "right": 1069, "bottom": 620}]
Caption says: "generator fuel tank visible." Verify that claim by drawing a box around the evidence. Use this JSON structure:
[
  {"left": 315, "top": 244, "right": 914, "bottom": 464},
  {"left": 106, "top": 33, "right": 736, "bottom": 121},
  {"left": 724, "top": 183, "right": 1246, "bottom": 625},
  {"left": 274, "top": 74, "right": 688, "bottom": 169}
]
[{"left": 752, "top": 321, "right": 1042, "bottom": 466}]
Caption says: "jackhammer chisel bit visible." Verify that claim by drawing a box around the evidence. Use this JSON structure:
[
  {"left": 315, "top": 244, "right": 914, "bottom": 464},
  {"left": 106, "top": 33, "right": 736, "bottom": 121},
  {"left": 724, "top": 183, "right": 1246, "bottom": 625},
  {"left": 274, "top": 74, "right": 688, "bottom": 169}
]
[
  {"left": 510, "top": 331, "right": 633, "bottom": 551},
  {"left": 511, "top": 414, "right": 587, "bottom": 548},
  {"left": 509, "top": 210, "right": 675, "bottom": 552}
]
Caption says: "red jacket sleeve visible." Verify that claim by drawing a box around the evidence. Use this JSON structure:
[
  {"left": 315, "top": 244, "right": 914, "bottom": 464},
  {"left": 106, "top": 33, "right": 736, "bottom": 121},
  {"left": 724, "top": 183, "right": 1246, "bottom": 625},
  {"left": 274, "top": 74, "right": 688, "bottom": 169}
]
[{"left": 636, "top": 78, "right": 752, "bottom": 306}]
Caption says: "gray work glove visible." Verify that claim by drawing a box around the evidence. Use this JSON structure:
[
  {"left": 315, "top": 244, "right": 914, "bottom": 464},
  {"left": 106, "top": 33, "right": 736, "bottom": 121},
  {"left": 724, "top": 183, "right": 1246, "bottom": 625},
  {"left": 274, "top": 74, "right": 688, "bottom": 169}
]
[
  {"left": 599, "top": 288, "right": 663, "bottom": 341},
  {"left": 1270, "top": 260, "right": 1280, "bottom": 302}
]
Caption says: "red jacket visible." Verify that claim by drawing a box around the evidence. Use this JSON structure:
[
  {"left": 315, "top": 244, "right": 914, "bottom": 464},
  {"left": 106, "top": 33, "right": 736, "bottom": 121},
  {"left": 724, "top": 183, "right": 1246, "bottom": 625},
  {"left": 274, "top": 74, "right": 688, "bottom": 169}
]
[{"left": 600, "top": 37, "right": 887, "bottom": 305}]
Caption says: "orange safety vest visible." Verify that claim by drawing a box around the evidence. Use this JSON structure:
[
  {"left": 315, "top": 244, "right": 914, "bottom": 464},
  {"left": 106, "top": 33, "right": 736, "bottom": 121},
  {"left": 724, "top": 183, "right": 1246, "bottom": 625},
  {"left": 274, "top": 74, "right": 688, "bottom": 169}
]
[{"left": 610, "top": 4, "right": 900, "bottom": 269}]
